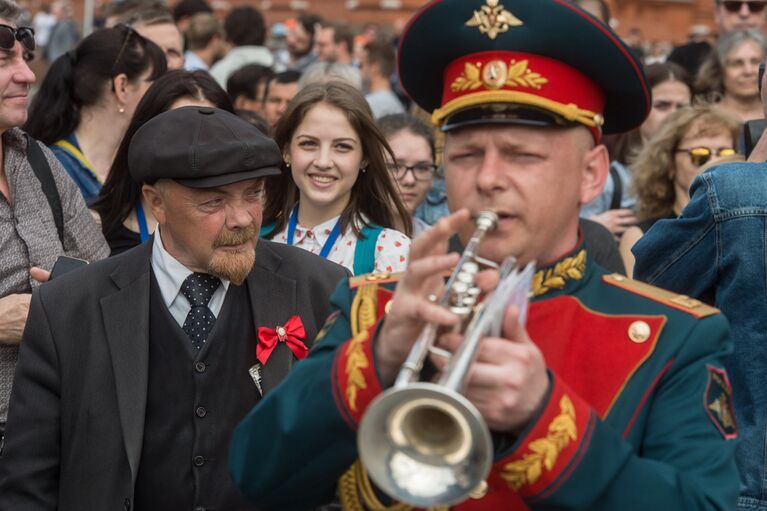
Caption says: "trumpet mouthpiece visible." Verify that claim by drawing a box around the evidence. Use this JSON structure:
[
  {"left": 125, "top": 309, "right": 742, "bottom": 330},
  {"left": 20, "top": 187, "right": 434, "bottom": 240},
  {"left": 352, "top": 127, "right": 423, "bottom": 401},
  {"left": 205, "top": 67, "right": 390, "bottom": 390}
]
[{"left": 475, "top": 211, "right": 498, "bottom": 232}]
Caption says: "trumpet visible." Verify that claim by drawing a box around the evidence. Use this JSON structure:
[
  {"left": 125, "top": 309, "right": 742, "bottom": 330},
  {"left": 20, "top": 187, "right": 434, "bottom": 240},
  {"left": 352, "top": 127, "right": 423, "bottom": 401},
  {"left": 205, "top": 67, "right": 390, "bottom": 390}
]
[{"left": 357, "top": 210, "right": 513, "bottom": 507}]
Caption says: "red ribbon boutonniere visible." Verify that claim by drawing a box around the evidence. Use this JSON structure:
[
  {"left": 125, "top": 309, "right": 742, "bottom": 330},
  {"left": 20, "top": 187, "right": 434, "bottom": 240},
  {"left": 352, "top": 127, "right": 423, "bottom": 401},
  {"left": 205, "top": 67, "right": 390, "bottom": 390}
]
[{"left": 257, "top": 315, "right": 308, "bottom": 364}]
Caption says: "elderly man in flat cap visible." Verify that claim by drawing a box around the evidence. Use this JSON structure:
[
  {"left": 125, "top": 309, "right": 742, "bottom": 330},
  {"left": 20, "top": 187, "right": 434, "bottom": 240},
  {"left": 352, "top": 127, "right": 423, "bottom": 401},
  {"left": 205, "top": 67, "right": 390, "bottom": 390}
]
[
  {"left": 229, "top": 0, "right": 740, "bottom": 510},
  {"left": 0, "top": 106, "right": 347, "bottom": 510}
]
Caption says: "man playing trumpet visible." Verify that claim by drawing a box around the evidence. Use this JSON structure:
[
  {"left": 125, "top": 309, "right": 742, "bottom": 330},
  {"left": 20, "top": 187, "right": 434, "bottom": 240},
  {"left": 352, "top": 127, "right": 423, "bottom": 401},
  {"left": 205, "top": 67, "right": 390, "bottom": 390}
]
[{"left": 229, "top": 0, "right": 740, "bottom": 509}]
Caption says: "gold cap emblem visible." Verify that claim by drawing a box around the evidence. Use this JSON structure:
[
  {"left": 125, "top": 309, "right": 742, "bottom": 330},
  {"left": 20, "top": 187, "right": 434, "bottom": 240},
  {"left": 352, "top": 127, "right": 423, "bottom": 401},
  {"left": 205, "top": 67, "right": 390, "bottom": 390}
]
[
  {"left": 482, "top": 59, "right": 509, "bottom": 89},
  {"left": 628, "top": 321, "right": 651, "bottom": 343},
  {"left": 465, "top": 0, "right": 523, "bottom": 40}
]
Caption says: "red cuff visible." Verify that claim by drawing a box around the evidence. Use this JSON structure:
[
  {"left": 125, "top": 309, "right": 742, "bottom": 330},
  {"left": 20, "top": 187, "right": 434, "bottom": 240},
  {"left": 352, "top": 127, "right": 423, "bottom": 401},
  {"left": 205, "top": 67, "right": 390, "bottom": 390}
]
[
  {"left": 493, "top": 375, "right": 594, "bottom": 499},
  {"left": 332, "top": 320, "right": 385, "bottom": 429}
]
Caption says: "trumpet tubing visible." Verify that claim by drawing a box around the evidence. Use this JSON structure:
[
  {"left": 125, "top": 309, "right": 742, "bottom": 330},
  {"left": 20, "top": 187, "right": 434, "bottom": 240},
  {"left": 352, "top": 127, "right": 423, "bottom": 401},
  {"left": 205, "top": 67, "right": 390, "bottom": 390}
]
[{"left": 357, "top": 210, "right": 501, "bottom": 508}]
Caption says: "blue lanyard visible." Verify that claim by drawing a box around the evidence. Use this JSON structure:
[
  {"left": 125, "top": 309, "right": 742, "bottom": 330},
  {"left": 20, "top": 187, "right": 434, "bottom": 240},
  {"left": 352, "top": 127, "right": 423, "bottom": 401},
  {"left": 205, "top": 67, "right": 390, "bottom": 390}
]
[
  {"left": 287, "top": 204, "right": 342, "bottom": 259},
  {"left": 135, "top": 201, "right": 150, "bottom": 242}
]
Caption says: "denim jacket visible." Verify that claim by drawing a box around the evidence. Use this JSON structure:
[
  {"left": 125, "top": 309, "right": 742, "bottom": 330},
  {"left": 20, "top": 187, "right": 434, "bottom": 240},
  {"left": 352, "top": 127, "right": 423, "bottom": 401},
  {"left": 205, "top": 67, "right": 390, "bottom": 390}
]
[{"left": 632, "top": 162, "right": 767, "bottom": 510}]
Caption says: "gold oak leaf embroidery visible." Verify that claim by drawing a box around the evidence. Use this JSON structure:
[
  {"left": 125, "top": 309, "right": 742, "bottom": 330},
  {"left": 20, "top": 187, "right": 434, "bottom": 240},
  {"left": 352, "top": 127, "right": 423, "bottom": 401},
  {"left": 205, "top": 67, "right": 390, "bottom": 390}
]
[
  {"left": 451, "top": 62, "right": 484, "bottom": 92},
  {"left": 506, "top": 60, "right": 549, "bottom": 89},
  {"left": 532, "top": 250, "right": 586, "bottom": 297},
  {"left": 450, "top": 60, "right": 549, "bottom": 93},
  {"left": 344, "top": 332, "right": 369, "bottom": 413},
  {"left": 501, "top": 395, "right": 578, "bottom": 491},
  {"left": 345, "top": 284, "right": 379, "bottom": 413},
  {"left": 465, "top": 0, "right": 523, "bottom": 40}
]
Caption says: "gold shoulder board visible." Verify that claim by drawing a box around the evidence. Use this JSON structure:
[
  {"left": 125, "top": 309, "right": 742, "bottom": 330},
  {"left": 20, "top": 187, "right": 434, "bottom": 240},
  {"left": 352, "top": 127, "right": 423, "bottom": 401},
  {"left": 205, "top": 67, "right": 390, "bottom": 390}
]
[
  {"left": 349, "top": 272, "right": 403, "bottom": 289},
  {"left": 603, "top": 274, "right": 720, "bottom": 319}
]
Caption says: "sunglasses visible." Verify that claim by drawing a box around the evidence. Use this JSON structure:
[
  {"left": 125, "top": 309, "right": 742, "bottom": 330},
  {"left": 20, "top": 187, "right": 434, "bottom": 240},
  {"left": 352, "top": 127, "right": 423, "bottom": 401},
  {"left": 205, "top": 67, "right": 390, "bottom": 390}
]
[
  {"left": 111, "top": 23, "right": 135, "bottom": 74},
  {"left": 720, "top": 1, "right": 767, "bottom": 13},
  {"left": 676, "top": 147, "right": 737, "bottom": 167},
  {"left": 0, "top": 24, "right": 34, "bottom": 53}
]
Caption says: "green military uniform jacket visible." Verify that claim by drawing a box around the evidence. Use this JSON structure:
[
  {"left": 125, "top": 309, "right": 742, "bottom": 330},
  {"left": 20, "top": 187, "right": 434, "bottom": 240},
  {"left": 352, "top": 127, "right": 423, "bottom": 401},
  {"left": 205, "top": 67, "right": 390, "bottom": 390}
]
[{"left": 230, "top": 242, "right": 739, "bottom": 510}]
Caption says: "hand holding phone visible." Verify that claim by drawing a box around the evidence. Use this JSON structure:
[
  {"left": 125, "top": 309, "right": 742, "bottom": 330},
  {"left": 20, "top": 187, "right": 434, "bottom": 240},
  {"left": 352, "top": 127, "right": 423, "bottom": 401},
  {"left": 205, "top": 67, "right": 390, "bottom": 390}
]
[{"left": 49, "top": 256, "right": 88, "bottom": 280}]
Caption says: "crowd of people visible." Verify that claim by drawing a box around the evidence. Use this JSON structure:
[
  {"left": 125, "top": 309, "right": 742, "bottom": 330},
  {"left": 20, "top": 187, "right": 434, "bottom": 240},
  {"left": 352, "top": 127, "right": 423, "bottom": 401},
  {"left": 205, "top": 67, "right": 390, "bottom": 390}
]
[{"left": 0, "top": 0, "right": 766, "bottom": 509}]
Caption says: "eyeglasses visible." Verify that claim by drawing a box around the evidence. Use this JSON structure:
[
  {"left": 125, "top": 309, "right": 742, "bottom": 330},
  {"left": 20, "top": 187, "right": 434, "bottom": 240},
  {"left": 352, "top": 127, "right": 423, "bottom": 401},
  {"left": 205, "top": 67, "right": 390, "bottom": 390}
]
[
  {"left": 676, "top": 147, "right": 737, "bottom": 167},
  {"left": 111, "top": 23, "right": 135, "bottom": 74},
  {"left": 386, "top": 162, "right": 438, "bottom": 181},
  {"left": 720, "top": 1, "right": 767, "bottom": 13},
  {"left": 0, "top": 24, "right": 35, "bottom": 53}
]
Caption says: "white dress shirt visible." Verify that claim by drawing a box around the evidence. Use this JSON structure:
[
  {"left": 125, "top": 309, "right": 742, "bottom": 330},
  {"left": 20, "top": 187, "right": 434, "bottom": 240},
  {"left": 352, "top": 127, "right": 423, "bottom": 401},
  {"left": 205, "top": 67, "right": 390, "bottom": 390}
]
[{"left": 150, "top": 228, "right": 230, "bottom": 327}]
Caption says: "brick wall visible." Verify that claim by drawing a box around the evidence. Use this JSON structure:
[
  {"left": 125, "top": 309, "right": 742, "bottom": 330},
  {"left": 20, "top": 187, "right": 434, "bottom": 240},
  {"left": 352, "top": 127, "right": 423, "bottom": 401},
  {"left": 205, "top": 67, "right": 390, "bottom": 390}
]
[{"left": 67, "top": 0, "right": 716, "bottom": 45}]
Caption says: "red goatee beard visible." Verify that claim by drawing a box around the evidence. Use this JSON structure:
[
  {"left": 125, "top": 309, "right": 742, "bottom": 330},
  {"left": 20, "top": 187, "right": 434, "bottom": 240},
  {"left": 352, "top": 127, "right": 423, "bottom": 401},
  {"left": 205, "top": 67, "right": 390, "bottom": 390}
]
[{"left": 207, "top": 224, "right": 257, "bottom": 285}]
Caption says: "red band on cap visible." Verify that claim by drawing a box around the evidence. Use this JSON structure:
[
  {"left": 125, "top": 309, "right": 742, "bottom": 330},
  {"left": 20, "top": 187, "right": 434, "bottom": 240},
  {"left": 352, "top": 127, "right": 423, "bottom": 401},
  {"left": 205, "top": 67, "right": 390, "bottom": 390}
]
[{"left": 435, "top": 50, "right": 606, "bottom": 136}]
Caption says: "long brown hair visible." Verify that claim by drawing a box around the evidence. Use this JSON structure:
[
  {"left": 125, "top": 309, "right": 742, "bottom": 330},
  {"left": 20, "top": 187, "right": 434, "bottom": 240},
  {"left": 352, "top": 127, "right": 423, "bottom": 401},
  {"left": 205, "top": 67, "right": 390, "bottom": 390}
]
[
  {"left": 263, "top": 80, "right": 412, "bottom": 237},
  {"left": 610, "top": 62, "right": 691, "bottom": 165}
]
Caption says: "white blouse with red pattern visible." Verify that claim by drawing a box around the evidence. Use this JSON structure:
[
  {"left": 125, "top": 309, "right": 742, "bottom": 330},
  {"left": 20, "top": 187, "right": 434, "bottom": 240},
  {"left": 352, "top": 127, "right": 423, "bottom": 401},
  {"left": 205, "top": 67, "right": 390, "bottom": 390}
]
[{"left": 269, "top": 214, "right": 411, "bottom": 275}]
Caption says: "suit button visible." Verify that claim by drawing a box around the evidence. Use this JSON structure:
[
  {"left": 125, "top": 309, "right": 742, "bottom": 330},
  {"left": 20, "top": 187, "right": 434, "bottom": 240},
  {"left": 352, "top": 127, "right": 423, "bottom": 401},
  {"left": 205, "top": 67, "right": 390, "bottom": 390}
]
[
  {"left": 123, "top": 497, "right": 131, "bottom": 510},
  {"left": 194, "top": 361, "right": 207, "bottom": 373},
  {"left": 195, "top": 406, "right": 207, "bottom": 418},
  {"left": 193, "top": 455, "right": 205, "bottom": 467}
]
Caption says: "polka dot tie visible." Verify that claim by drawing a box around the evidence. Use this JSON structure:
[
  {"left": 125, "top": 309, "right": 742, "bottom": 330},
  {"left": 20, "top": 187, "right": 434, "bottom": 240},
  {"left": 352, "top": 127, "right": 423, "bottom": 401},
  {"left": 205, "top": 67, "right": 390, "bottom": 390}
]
[{"left": 181, "top": 272, "right": 221, "bottom": 350}]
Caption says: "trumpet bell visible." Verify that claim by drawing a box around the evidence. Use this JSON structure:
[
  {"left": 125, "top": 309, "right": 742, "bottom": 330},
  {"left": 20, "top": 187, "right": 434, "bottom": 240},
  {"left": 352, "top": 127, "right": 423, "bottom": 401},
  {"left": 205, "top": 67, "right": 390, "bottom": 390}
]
[{"left": 357, "top": 382, "right": 493, "bottom": 507}]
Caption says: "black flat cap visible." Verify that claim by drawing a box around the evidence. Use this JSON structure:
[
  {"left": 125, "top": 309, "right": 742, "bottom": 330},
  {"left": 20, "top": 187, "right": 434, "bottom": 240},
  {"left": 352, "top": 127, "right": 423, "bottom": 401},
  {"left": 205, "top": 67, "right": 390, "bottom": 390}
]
[{"left": 128, "top": 106, "right": 282, "bottom": 188}]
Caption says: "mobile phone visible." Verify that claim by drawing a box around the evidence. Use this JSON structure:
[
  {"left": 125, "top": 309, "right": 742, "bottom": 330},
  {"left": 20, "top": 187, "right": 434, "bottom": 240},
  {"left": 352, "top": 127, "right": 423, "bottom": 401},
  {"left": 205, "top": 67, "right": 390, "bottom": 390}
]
[
  {"left": 49, "top": 255, "right": 88, "bottom": 280},
  {"left": 744, "top": 119, "right": 767, "bottom": 160}
]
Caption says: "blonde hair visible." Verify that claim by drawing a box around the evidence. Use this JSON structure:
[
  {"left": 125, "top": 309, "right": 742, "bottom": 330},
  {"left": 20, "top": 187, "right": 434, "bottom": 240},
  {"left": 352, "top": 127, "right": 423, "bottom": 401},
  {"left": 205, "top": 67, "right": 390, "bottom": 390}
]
[{"left": 631, "top": 105, "right": 740, "bottom": 221}]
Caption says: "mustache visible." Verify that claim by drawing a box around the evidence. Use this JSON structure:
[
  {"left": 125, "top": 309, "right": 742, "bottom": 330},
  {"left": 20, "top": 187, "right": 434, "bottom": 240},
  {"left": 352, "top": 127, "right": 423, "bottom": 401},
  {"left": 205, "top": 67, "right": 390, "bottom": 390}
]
[{"left": 213, "top": 224, "right": 257, "bottom": 248}]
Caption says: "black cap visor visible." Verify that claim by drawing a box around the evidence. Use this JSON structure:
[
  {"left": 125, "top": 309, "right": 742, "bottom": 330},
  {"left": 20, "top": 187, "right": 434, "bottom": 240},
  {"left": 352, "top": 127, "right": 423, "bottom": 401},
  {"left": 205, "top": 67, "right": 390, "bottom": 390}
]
[
  {"left": 175, "top": 165, "right": 282, "bottom": 188},
  {"left": 441, "top": 103, "right": 580, "bottom": 132}
]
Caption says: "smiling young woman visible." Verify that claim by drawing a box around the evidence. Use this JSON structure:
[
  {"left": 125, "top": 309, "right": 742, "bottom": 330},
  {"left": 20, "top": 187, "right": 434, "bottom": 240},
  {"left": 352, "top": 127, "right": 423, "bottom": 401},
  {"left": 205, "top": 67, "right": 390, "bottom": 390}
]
[{"left": 261, "top": 80, "right": 412, "bottom": 275}]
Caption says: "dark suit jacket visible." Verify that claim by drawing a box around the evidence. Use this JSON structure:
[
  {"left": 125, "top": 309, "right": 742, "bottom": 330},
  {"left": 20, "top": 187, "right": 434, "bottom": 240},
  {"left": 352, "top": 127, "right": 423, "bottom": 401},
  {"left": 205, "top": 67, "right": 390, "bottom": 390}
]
[{"left": 0, "top": 239, "right": 348, "bottom": 511}]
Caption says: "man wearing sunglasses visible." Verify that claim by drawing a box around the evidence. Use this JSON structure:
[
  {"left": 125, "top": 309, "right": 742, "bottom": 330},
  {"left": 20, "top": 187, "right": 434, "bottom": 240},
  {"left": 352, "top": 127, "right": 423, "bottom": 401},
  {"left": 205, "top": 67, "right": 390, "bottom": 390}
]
[
  {"left": 670, "top": 0, "right": 767, "bottom": 75},
  {"left": 0, "top": 0, "right": 108, "bottom": 451},
  {"left": 716, "top": 0, "right": 767, "bottom": 32}
]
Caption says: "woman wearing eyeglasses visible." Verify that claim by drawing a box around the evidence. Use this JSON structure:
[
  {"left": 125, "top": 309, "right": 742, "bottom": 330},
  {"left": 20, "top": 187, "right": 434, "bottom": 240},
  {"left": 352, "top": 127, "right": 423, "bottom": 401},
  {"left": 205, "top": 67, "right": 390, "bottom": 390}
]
[
  {"left": 24, "top": 24, "right": 167, "bottom": 204},
  {"left": 261, "top": 81, "right": 411, "bottom": 276},
  {"left": 618, "top": 105, "right": 740, "bottom": 276},
  {"left": 697, "top": 29, "right": 767, "bottom": 123},
  {"left": 377, "top": 114, "right": 438, "bottom": 237}
]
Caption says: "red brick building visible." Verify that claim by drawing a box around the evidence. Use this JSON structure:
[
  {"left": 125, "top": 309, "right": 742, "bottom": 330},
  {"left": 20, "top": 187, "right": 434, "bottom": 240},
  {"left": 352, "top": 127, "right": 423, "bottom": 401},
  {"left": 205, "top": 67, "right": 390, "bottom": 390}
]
[
  {"left": 256, "top": 0, "right": 716, "bottom": 44},
  {"left": 67, "top": 0, "right": 716, "bottom": 46},
  {"left": 608, "top": 0, "right": 716, "bottom": 44}
]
